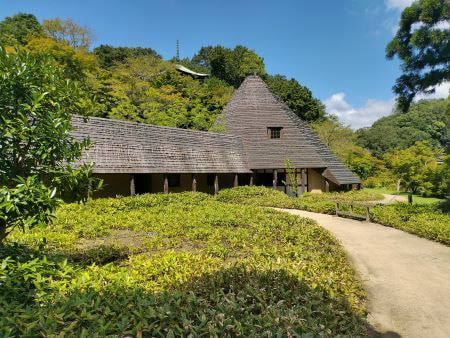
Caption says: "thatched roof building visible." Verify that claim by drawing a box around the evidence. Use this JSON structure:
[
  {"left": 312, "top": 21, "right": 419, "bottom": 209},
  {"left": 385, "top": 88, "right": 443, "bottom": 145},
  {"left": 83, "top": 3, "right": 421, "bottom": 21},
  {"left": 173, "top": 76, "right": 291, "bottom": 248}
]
[{"left": 72, "top": 75, "right": 359, "bottom": 197}]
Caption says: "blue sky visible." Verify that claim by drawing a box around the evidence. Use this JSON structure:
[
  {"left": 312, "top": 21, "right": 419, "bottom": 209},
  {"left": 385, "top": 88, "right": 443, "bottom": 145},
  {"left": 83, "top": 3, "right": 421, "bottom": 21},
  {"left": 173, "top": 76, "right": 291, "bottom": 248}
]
[{"left": 1, "top": 0, "right": 447, "bottom": 128}]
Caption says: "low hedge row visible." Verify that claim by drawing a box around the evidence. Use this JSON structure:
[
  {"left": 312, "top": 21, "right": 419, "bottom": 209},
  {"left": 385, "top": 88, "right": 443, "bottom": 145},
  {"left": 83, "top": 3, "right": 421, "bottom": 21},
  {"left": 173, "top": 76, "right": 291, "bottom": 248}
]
[
  {"left": 2, "top": 192, "right": 367, "bottom": 336},
  {"left": 218, "top": 186, "right": 450, "bottom": 246},
  {"left": 370, "top": 203, "right": 450, "bottom": 245}
]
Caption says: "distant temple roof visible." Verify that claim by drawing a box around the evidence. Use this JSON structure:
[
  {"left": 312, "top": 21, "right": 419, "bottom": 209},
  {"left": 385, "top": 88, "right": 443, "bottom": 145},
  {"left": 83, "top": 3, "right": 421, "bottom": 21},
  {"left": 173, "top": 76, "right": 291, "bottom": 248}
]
[{"left": 175, "top": 64, "right": 209, "bottom": 78}]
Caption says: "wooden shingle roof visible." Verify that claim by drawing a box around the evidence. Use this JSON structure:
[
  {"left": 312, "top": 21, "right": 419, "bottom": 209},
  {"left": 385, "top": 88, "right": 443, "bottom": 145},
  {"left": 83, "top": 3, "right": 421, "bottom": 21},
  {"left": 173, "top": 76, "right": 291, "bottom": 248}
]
[
  {"left": 220, "top": 75, "right": 360, "bottom": 185},
  {"left": 70, "top": 116, "right": 251, "bottom": 174}
]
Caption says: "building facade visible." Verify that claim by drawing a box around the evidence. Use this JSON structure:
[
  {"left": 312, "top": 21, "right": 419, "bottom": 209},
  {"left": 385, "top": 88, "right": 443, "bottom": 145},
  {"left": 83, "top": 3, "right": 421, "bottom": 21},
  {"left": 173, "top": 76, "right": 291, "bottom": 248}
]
[{"left": 71, "top": 75, "right": 360, "bottom": 197}]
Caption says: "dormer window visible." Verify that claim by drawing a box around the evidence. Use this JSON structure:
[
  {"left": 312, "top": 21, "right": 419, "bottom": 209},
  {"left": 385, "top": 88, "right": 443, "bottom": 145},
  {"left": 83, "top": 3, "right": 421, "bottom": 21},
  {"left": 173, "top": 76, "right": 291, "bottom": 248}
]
[{"left": 268, "top": 127, "right": 282, "bottom": 139}]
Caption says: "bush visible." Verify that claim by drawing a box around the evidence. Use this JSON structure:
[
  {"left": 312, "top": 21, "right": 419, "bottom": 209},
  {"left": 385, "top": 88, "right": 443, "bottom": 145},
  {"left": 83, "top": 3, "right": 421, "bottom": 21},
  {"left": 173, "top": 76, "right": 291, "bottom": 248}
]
[
  {"left": 217, "top": 186, "right": 384, "bottom": 214},
  {"left": 370, "top": 203, "right": 450, "bottom": 245},
  {"left": 1, "top": 192, "right": 367, "bottom": 336}
]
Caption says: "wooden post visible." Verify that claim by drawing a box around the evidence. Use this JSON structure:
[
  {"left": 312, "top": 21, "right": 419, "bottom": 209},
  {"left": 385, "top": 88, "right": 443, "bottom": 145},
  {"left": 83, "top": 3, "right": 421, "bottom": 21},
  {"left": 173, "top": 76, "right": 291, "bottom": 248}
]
[
  {"left": 249, "top": 173, "right": 254, "bottom": 186},
  {"left": 233, "top": 174, "right": 239, "bottom": 188},
  {"left": 335, "top": 202, "right": 339, "bottom": 216},
  {"left": 365, "top": 206, "right": 370, "bottom": 222},
  {"left": 130, "top": 174, "right": 136, "bottom": 196},
  {"left": 273, "top": 169, "right": 278, "bottom": 189},
  {"left": 214, "top": 174, "right": 219, "bottom": 195},
  {"left": 408, "top": 191, "right": 413, "bottom": 204},
  {"left": 349, "top": 204, "right": 353, "bottom": 216},
  {"left": 301, "top": 168, "right": 306, "bottom": 194},
  {"left": 163, "top": 174, "right": 169, "bottom": 194},
  {"left": 325, "top": 180, "right": 330, "bottom": 193},
  {"left": 192, "top": 174, "right": 197, "bottom": 192}
]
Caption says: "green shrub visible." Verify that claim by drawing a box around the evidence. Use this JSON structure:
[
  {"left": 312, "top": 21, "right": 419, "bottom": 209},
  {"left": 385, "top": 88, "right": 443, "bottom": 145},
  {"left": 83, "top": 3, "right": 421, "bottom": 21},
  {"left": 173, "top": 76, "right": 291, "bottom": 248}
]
[
  {"left": 217, "top": 186, "right": 383, "bottom": 214},
  {"left": 1, "top": 192, "right": 367, "bottom": 336},
  {"left": 370, "top": 203, "right": 450, "bottom": 245}
]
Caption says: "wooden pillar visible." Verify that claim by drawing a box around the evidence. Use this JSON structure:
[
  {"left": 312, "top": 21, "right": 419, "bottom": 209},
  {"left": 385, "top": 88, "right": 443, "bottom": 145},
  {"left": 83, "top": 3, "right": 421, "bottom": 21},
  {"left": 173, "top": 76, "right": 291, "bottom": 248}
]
[
  {"left": 249, "top": 173, "right": 254, "bottom": 186},
  {"left": 214, "top": 174, "right": 219, "bottom": 195},
  {"left": 163, "top": 174, "right": 169, "bottom": 194},
  {"left": 301, "top": 168, "right": 306, "bottom": 194},
  {"left": 325, "top": 180, "right": 330, "bottom": 193},
  {"left": 192, "top": 174, "right": 197, "bottom": 192},
  {"left": 130, "top": 174, "right": 136, "bottom": 196},
  {"left": 273, "top": 169, "right": 278, "bottom": 189},
  {"left": 233, "top": 174, "right": 239, "bottom": 188}
]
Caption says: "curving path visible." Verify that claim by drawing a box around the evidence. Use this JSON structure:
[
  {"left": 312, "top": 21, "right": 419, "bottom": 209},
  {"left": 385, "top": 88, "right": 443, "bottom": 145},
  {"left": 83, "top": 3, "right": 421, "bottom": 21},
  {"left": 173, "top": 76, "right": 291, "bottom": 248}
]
[{"left": 276, "top": 209, "right": 450, "bottom": 338}]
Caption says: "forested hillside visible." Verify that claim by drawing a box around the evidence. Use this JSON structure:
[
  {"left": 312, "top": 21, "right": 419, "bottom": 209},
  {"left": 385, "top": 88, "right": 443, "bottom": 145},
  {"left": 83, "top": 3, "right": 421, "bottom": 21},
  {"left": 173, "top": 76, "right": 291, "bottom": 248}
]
[{"left": 0, "top": 13, "right": 325, "bottom": 130}]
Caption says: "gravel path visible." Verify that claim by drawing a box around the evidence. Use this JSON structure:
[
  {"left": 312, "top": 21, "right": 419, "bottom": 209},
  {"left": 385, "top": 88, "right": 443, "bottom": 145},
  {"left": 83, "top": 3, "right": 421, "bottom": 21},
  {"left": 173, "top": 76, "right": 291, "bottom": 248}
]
[{"left": 276, "top": 208, "right": 450, "bottom": 338}]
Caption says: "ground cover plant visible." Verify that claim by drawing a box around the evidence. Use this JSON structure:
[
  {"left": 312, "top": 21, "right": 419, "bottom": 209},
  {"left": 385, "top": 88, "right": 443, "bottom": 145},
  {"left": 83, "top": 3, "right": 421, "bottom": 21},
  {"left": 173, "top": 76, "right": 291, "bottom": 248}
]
[{"left": 1, "top": 192, "right": 367, "bottom": 336}]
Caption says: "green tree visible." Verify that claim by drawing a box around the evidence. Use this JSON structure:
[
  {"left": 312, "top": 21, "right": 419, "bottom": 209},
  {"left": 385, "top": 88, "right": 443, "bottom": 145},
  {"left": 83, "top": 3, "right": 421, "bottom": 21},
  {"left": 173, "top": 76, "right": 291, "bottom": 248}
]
[
  {"left": 311, "top": 117, "right": 384, "bottom": 180},
  {"left": 357, "top": 98, "right": 449, "bottom": 157},
  {"left": 266, "top": 74, "right": 325, "bottom": 121},
  {"left": 384, "top": 141, "right": 443, "bottom": 195},
  {"left": 0, "top": 13, "right": 42, "bottom": 46},
  {"left": 93, "top": 44, "right": 161, "bottom": 68},
  {"left": 0, "top": 48, "right": 99, "bottom": 243},
  {"left": 42, "top": 18, "right": 94, "bottom": 50},
  {"left": 192, "top": 45, "right": 265, "bottom": 87},
  {"left": 386, "top": 0, "right": 449, "bottom": 111}
]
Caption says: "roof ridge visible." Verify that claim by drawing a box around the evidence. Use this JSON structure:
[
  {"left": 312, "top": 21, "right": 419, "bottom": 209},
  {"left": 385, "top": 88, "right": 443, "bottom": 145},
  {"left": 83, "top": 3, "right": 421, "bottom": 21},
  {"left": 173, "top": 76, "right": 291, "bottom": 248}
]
[{"left": 71, "top": 114, "right": 243, "bottom": 140}]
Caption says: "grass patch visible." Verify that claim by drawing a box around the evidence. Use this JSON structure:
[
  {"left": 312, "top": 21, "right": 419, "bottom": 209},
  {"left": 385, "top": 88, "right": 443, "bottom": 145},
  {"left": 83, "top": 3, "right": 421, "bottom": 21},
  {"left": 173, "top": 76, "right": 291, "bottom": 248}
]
[{"left": 1, "top": 192, "right": 366, "bottom": 336}]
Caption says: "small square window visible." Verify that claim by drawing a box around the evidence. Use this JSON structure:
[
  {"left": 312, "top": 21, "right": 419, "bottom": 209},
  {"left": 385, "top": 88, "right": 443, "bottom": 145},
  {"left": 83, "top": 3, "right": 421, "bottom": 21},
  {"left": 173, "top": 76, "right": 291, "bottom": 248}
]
[
  {"left": 268, "top": 127, "right": 282, "bottom": 139},
  {"left": 167, "top": 174, "right": 180, "bottom": 187}
]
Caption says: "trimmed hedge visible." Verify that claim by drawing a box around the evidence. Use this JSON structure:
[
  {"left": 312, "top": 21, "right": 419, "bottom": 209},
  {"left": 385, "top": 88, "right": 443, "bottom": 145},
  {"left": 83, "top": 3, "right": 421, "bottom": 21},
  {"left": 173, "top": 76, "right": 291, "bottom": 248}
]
[
  {"left": 370, "top": 203, "right": 450, "bottom": 245},
  {"left": 218, "top": 186, "right": 450, "bottom": 246},
  {"left": 1, "top": 192, "right": 367, "bottom": 336},
  {"left": 217, "top": 186, "right": 384, "bottom": 214}
]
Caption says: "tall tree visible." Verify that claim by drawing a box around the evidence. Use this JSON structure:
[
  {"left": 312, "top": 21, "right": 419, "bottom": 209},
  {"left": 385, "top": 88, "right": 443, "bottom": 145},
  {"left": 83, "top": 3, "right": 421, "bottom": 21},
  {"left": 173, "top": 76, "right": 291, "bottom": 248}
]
[
  {"left": 42, "top": 18, "right": 94, "bottom": 50},
  {"left": 0, "top": 48, "right": 99, "bottom": 243},
  {"left": 265, "top": 74, "right": 325, "bottom": 121},
  {"left": 386, "top": 0, "right": 449, "bottom": 111},
  {"left": 0, "top": 13, "right": 42, "bottom": 46},
  {"left": 191, "top": 45, "right": 265, "bottom": 87}
]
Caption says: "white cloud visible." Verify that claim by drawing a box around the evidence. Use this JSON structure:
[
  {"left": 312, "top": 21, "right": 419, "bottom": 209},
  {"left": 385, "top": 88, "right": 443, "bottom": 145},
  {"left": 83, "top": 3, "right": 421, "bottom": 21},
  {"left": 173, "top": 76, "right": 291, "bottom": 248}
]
[
  {"left": 324, "top": 93, "right": 395, "bottom": 129},
  {"left": 385, "top": 0, "right": 415, "bottom": 11},
  {"left": 415, "top": 82, "right": 450, "bottom": 100}
]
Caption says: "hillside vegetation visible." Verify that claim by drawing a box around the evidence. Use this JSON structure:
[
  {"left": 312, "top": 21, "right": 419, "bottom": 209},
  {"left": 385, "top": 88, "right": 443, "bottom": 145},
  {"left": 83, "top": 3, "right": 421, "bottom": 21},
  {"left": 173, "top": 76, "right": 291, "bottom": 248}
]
[{"left": 2, "top": 192, "right": 366, "bottom": 336}]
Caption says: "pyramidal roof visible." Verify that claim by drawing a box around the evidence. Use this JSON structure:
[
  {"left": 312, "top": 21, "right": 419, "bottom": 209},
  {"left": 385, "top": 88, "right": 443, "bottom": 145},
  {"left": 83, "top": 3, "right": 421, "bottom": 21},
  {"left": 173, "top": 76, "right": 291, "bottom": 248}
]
[{"left": 221, "top": 75, "right": 360, "bottom": 185}]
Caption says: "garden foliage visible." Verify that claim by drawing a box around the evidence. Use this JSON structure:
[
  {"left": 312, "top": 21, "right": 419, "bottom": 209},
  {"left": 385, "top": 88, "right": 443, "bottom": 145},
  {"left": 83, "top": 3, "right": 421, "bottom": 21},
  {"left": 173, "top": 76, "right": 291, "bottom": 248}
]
[{"left": 1, "top": 192, "right": 367, "bottom": 336}]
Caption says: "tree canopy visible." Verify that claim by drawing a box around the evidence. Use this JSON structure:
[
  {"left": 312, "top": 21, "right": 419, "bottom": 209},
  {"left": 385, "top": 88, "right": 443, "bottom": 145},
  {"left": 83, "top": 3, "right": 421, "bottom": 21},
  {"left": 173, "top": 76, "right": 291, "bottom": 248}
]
[
  {"left": 42, "top": 18, "right": 94, "bottom": 50},
  {"left": 93, "top": 44, "right": 161, "bottom": 68},
  {"left": 265, "top": 74, "right": 326, "bottom": 121},
  {"left": 386, "top": 0, "right": 449, "bottom": 111},
  {"left": 0, "top": 13, "right": 42, "bottom": 46},
  {"left": 357, "top": 98, "right": 449, "bottom": 157}
]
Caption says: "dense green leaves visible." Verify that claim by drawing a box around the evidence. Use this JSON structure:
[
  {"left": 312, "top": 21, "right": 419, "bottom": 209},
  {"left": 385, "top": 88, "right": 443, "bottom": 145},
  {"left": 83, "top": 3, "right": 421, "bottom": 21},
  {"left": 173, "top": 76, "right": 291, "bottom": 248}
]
[
  {"left": 192, "top": 45, "right": 265, "bottom": 87},
  {"left": 2, "top": 193, "right": 367, "bottom": 336},
  {"left": 386, "top": 0, "right": 449, "bottom": 110},
  {"left": 0, "top": 48, "right": 98, "bottom": 242},
  {"left": 0, "top": 13, "right": 42, "bottom": 46},
  {"left": 94, "top": 44, "right": 161, "bottom": 68},
  {"left": 357, "top": 98, "right": 450, "bottom": 156},
  {"left": 265, "top": 74, "right": 326, "bottom": 121}
]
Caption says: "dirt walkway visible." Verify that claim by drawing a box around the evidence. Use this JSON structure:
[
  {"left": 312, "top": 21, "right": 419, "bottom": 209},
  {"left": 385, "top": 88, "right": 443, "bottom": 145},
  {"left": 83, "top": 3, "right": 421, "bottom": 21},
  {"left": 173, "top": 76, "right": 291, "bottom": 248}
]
[{"left": 276, "top": 209, "right": 450, "bottom": 338}]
